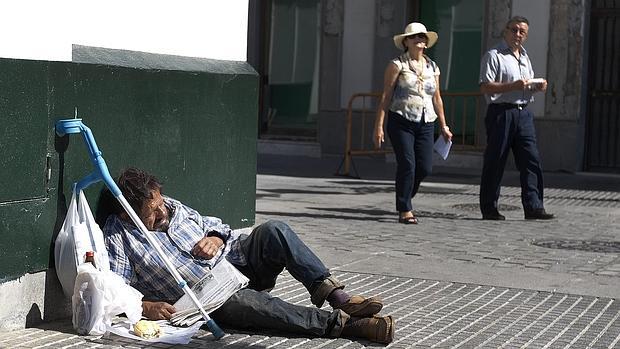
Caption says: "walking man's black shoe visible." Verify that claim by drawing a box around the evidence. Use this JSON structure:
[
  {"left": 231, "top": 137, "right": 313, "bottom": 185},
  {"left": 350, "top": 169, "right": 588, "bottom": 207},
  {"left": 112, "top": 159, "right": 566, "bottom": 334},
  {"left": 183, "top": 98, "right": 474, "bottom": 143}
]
[
  {"left": 482, "top": 211, "right": 505, "bottom": 220},
  {"left": 524, "top": 208, "right": 555, "bottom": 220}
]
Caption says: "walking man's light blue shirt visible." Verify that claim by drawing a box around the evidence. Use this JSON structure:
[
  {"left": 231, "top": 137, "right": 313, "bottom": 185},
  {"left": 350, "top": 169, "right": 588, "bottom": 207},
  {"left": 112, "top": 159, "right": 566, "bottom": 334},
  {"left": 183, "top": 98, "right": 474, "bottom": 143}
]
[{"left": 479, "top": 40, "right": 535, "bottom": 105}]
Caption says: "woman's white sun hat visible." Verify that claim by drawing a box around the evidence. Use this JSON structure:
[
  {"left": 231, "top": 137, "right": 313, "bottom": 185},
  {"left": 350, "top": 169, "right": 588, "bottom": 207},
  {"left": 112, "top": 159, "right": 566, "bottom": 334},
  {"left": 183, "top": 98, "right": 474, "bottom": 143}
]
[{"left": 393, "top": 22, "right": 438, "bottom": 50}]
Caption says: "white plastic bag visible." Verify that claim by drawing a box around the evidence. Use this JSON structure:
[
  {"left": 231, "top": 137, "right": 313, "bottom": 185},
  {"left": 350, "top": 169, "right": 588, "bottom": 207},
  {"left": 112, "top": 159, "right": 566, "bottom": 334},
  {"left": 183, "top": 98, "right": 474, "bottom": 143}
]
[
  {"left": 72, "top": 262, "right": 143, "bottom": 335},
  {"left": 55, "top": 188, "right": 111, "bottom": 297}
]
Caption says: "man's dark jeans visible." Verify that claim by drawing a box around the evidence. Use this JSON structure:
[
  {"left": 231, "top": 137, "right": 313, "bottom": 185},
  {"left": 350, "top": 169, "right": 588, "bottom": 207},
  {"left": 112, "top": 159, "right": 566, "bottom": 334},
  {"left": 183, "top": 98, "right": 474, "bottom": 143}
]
[
  {"left": 480, "top": 104, "right": 545, "bottom": 214},
  {"left": 212, "top": 220, "right": 342, "bottom": 337}
]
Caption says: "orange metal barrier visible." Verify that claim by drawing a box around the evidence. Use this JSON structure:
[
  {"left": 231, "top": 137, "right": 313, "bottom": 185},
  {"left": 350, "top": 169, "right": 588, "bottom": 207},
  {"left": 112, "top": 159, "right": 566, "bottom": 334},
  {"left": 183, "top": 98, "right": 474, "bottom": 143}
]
[
  {"left": 337, "top": 91, "right": 484, "bottom": 177},
  {"left": 337, "top": 92, "right": 384, "bottom": 177},
  {"left": 441, "top": 91, "right": 484, "bottom": 149}
]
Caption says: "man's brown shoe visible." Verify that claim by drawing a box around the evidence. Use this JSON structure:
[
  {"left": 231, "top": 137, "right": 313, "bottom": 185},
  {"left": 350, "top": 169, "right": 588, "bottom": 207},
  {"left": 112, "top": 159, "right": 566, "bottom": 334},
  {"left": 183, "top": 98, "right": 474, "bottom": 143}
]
[
  {"left": 335, "top": 295, "right": 383, "bottom": 317},
  {"left": 341, "top": 315, "right": 395, "bottom": 344}
]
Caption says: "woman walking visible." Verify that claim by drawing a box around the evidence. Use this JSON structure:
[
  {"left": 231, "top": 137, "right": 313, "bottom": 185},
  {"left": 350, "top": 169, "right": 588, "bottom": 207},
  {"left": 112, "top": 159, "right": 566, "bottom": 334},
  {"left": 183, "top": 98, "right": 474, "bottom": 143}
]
[{"left": 373, "top": 22, "right": 452, "bottom": 224}]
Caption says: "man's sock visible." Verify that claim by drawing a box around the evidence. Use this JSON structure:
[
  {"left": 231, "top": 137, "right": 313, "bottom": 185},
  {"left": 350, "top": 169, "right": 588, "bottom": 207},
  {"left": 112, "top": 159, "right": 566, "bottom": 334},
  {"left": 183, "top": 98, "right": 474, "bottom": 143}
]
[{"left": 327, "top": 288, "right": 351, "bottom": 308}]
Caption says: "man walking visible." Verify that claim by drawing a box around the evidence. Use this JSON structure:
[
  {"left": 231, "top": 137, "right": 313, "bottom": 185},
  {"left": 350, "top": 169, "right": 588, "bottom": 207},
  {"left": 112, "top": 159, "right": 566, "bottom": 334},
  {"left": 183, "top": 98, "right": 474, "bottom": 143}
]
[{"left": 478, "top": 16, "right": 554, "bottom": 220}]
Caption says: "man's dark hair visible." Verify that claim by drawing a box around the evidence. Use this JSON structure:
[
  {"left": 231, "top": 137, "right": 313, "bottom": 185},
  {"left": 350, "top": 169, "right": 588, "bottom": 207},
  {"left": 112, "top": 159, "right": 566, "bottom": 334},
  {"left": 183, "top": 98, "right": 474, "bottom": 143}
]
[
  {"left": 117, "top": 167, "right": 163, "bottom": 214},
  {"left": 506, "top": 16, "right": 529, "bottom": 28},
  {"left": 95, "top": 167, "right": 163, "bottom": 226}
]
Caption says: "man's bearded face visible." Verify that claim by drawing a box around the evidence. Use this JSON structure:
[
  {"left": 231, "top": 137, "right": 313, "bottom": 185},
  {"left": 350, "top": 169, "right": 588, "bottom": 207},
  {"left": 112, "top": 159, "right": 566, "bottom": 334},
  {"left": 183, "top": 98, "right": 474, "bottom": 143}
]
[{"left": 140, "top": 189, "right": 170, "bottom": 232}]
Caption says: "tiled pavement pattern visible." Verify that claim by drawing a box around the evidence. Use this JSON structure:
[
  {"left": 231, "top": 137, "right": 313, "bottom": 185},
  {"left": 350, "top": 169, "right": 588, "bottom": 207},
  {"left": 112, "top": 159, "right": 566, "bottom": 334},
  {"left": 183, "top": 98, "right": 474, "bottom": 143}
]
[
  {"left": 3, "top": 271, "right": 620, "bottom": 348},
  {"left": 256, "top": 176, "right": 620, "bottom": 279},
  {"left": 269, "top": 272, "right": 620, "bottom": 348},
  {"left": 435, "top": 186, "right": 620, "bottom": 208},
  {"left": 3, "top": 172, "right": 620, "bottom": 348}
]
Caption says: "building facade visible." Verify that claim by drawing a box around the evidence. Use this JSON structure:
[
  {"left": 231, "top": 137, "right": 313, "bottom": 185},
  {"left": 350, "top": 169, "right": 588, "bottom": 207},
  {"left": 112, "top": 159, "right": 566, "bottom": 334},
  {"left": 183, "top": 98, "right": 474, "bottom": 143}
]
[{"left": 249, "top": 0, "right": 620, "bottom": 173}]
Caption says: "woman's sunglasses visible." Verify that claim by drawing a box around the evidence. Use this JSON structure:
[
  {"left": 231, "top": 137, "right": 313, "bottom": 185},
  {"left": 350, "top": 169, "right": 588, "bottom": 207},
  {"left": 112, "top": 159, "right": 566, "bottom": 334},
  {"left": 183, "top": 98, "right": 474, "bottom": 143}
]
[{"left": 407, "top": 33, "right": 428, "bottom": 40}]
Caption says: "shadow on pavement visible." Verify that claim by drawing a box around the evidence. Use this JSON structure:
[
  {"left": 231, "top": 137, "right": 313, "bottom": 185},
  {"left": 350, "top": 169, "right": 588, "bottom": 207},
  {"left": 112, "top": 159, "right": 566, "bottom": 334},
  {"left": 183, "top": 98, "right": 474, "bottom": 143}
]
[{"left": 258, "top": 154, "right": 620, "bottom": 192}]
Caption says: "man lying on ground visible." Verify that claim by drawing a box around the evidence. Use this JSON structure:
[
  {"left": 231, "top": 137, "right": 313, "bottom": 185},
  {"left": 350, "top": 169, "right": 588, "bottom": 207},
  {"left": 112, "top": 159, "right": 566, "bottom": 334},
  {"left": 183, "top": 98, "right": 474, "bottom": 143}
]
[{"left": 100, "top": 167, "right": 395, "bottom": 344}]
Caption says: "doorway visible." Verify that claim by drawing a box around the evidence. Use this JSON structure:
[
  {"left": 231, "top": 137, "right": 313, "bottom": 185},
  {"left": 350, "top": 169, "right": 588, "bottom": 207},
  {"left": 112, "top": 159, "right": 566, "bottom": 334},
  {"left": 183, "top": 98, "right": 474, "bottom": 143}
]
[
  {"left": 418, "top": 0, "right": 484, "bottom": 147},
  {"left": 262, "top": 0, "right": 321, "bottom": 140},
  {"left": 585, "top": 1, "right": 620, "bottom": 172}
]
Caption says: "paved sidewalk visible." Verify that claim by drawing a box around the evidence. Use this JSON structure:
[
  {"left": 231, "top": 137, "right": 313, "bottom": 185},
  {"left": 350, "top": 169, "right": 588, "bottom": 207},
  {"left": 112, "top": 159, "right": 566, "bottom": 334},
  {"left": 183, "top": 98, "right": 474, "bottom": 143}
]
[{"left": 3, "top": 154, "right": 620, "bottom": 348}]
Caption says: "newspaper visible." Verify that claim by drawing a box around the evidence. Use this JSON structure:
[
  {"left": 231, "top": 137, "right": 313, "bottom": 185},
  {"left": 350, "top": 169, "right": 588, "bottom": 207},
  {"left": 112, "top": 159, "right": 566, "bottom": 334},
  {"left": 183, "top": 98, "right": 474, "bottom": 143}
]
[
  {"left": 433, "top": 136, "right": 452, "bottom": 160},
  {"left": 170, "top": 259, "right": 249, "bottom": 326}
]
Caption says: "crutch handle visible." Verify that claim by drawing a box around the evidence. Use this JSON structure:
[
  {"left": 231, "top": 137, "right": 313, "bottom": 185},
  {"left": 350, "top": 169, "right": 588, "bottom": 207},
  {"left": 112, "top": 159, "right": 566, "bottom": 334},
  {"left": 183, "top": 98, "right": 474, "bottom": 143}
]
[{"left": 55, "top": 119, "right": 120, "bottom": 196}]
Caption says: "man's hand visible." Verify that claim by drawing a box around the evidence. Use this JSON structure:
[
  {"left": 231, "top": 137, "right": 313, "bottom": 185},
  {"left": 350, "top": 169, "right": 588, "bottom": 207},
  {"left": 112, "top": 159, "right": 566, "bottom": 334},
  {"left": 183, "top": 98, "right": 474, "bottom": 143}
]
[
  {"left": 142, "top": 301, "right": 176, "bottom": 320},
  {"left": 481, "top": 80, "right": 528, "bottom": 94},
  {"left": 532, "top": 79, "right": 548, "bottom": 92},
  {"left": 513, "top": 79, "right": 527, "bottom": 91},
  {"left": 192, "top": 236, "right": 224, "bottom": 259}
]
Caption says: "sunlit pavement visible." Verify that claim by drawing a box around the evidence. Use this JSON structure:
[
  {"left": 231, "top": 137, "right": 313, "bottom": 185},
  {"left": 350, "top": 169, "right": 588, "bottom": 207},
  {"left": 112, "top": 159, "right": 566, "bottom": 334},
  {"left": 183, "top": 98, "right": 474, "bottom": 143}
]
[{"left": 3, "top": 154, "right": 620, "bottom": 348}]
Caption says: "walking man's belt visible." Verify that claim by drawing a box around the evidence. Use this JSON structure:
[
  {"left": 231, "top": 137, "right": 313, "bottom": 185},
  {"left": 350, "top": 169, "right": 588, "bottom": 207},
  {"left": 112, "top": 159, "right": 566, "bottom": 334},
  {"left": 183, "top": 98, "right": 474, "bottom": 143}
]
[{"left": 492, "top": 102, "right": 528, "bottom": 110}]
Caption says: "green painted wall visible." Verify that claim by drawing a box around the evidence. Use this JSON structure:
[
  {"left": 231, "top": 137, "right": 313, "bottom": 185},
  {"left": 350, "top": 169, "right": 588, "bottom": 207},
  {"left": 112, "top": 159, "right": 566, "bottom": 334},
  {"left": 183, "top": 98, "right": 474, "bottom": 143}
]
[{"left": 0, "top": 58, "right": 258, "bottom": 282}]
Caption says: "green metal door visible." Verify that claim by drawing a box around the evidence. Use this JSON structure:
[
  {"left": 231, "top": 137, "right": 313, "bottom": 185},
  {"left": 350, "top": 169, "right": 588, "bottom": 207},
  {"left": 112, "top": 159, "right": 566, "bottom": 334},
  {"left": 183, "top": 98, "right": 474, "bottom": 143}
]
[
  {"left": 419, "top": 0, "right": 484, "bottom": 147},
  {"left": 0, "top": 60, "right": 55, "bottom": 279}
]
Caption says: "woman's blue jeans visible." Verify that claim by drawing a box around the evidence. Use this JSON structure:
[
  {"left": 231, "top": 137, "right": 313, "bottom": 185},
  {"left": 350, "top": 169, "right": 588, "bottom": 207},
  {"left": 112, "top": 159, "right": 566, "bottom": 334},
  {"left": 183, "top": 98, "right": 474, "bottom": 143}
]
[
  {"left": 387, "top": 111, "right": 435, "bottom": 212},
  {"left": 213, "top": 220, "right": 343, "bottom": 337}
]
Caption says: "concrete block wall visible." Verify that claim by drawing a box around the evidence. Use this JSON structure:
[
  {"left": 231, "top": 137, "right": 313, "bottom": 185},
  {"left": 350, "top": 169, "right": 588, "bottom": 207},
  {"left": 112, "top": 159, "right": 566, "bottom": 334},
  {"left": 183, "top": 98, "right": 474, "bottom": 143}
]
[{"left": 0, "top": 56, "right": 258, "bottom": 329}]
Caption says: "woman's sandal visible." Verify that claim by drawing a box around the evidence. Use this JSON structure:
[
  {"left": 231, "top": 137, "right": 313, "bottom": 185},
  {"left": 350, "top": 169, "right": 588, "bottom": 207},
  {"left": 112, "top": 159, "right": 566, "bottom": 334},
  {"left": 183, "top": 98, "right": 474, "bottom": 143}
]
[{"left": 398, "top": 215, "right": 418, "bottom": 224}]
